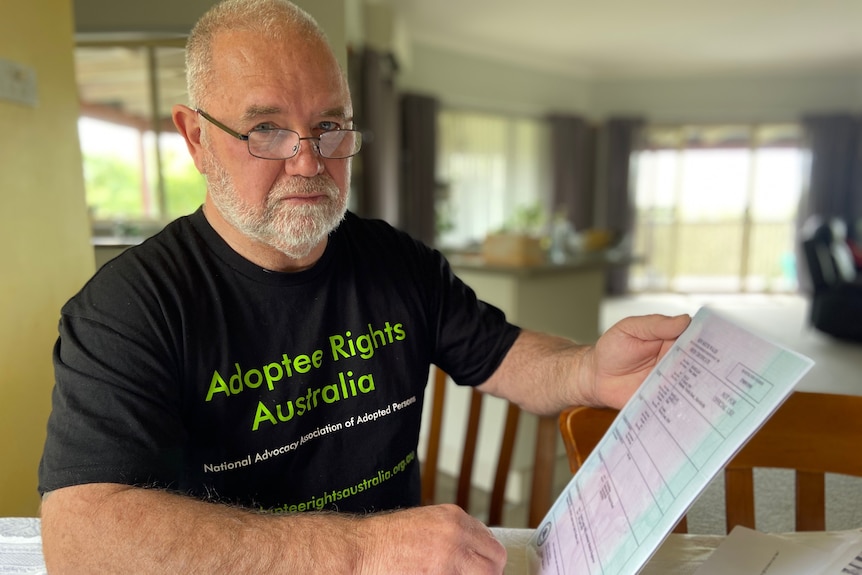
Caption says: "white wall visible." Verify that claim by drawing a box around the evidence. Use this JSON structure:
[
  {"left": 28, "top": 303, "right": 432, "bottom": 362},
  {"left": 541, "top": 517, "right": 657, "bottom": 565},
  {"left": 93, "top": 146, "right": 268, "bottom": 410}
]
[
  {"left": 399, "top": 40, "right": 862, "bottom": 122},
  {"left": 399, "top": 42, "right": 592, "bottom": 117},
  {"left": 591, "top": 71, "right": 862, "bottom": 123}
]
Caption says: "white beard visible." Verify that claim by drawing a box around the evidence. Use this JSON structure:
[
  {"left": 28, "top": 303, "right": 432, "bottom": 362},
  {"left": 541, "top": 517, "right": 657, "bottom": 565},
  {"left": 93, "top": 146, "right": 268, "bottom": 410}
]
[{"left": 204, "top": 154, "right": 348, "bottom": 260}]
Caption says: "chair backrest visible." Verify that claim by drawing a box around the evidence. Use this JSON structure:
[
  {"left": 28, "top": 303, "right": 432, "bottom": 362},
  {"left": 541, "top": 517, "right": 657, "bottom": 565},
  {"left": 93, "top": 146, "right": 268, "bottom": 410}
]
[
  {"left": 421, "top": 366, "right": 557, "bottom": 527},
  {"left": 821, "top": 218, "right": 860, "bottom": 284},
  {"left": 803, "top": 218, "right": 858, "bottom": 290},
  {"left": 558, "top": 391, "right": 862, "bottom": 533}
]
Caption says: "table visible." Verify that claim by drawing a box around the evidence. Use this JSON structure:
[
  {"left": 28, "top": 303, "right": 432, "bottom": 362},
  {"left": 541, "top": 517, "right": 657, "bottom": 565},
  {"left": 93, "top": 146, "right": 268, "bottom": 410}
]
[
  {"left": 2, "top": 517, "right": 858, "bottom": 574},
  {"left": 492, "top": 527, "right": 719, "bottom": 575},
  {"left": 491, "top": 527, "right": 862, "bottom": 575},
  {"left": 0, "top": 517, "right": 44, "bottom": 575}
]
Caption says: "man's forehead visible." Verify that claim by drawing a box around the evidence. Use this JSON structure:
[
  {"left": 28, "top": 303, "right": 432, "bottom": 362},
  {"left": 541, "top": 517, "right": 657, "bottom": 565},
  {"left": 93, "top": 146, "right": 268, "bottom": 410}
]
[{"left": 205, "top": 31, "right": 352, "bottom": 117}]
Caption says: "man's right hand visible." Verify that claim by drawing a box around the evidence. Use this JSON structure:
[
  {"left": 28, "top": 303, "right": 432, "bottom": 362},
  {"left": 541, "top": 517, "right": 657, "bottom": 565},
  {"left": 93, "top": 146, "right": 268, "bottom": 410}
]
[{"left": 358, "top": 504, "right": 508, "bottom": 575}]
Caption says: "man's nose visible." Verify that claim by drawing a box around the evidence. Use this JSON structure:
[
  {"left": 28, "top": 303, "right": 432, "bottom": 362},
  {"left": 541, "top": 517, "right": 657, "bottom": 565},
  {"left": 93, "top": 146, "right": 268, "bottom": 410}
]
[{"left": 285, "top": 136, "right": 323, "bottom": 176}]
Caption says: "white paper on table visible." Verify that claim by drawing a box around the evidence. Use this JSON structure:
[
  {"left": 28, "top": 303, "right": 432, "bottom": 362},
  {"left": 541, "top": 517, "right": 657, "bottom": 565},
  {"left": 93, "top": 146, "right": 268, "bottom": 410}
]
[
  {"left": 0, "top": 517, "right": 46, "bottom": 575},
  {"left": 526, "top": 306, "right": 815, "bottom": 575},
  {"left": 693, "top": 526, "right": 862, "bottom": 575},
  {"left": 816, "top": 535, "right": 862, "bottom": 575},
  {"left": 693, "top": 526, "right": 830, "bottom": 575}
]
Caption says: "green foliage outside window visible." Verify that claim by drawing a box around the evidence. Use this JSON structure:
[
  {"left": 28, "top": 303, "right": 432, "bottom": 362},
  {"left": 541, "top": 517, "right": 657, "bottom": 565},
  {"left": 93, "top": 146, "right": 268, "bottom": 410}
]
[
  {"left": 162, "top": 148, "right": 207, "bottom": 219},
  {"left": 83, "top": 153, "right": 144, "bottom": 220},
  {"left": 84, "top": 146, "right": 206, "bottom": 223}
]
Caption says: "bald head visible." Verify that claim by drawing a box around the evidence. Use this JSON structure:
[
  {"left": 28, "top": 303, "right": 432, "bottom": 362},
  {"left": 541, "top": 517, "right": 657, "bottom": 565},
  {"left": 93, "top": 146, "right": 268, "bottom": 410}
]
[{"left": 185, "top": 0, "right": 341, "bottom": 109}]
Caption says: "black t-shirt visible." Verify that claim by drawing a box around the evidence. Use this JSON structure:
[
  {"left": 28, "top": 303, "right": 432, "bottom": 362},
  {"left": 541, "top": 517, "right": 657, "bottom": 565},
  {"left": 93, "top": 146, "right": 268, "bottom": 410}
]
[{"left": 39, "top": 209, "right": 520, "bottom": 513}]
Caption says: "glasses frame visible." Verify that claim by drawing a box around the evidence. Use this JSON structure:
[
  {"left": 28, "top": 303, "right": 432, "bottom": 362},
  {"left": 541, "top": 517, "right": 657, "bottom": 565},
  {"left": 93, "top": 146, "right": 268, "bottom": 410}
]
[{"left": 195, "top": 108, "right": 361, "bottom": 160}]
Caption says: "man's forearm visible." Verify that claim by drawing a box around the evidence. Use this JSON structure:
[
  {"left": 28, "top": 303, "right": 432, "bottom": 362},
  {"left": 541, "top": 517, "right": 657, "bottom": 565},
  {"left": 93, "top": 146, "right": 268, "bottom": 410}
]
[
  {"left": 40, "top": 483, "right": 363, "bottom": 574},
  {"left": 479, "top": 315, "right": 692, "bottom": 415},
  {"left": 477, "top": 329, "right": 594, "bottom": 415},
  {"left": 41, "top": 483, "right": 507, "bottom": 574}
]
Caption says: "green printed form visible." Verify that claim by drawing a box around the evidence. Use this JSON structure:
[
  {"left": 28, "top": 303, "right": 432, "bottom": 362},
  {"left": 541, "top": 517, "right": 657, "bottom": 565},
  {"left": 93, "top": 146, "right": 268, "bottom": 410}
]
[{"left": 528, "top": 307, "right": 815, "bottom": 575}]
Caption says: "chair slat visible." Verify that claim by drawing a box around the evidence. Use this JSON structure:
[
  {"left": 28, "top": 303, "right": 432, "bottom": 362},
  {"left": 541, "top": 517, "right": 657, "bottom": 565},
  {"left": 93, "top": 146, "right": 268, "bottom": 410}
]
[
  {"left": 488, "top": 403, "right": 521, "bottom": 526},
  {"left": 456, "top": 389, "right": 484, "bottom": 511},
  {"left": 422, "top": 367, "right": 558, "bottom": 527},
  {"left": 796, "top": 470, "right": 826, "bottom": 531},
  {"left": 725, "top": 468, "right": 756, "bottom": 531},
  {"left": 420, "top": 367, "right": 448, "bottom": 506},
  {"left": 672, "top": 516, "right": 689, "bottom": 533},
  {"left": 528, "top": 415, "right": 558, "bottom": 528}
]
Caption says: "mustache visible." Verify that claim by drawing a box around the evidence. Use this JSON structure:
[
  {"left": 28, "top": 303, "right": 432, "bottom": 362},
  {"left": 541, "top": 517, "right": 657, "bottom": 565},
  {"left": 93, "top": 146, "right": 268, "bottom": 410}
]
[{"left": 269, "top": 175, "right": 339, "bottom": 201}]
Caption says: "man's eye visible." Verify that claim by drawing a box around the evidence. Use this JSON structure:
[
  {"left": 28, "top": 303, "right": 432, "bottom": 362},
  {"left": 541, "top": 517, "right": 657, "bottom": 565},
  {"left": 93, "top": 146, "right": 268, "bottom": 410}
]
[
  {"left": 252, "top": 123, "right": 278, "bottom": 132},
  {"left": 318, "top": 121, "right": 340, "bottom": 132}
]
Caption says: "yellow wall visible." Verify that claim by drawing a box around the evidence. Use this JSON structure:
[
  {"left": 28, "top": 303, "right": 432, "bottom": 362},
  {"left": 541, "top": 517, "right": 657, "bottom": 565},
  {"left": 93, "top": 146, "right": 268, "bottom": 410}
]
[{"left": 0, "top": 0, "right": 94, "bottom": 515}]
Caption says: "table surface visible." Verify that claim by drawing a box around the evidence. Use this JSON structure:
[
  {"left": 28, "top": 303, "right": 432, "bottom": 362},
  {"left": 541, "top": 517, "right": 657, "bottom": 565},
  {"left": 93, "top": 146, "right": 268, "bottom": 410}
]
[
  {"left": 492, "top": 527, "right": 723, "bottom": 575},
  {"left": 0, "top": 517, "right": 44, "bottom": 575},
  {"left": 2, "top": 517, "right": 858, "bottom": 575},
  {"left": 491, "top": 527, "right": 862, "bottom": 575}
]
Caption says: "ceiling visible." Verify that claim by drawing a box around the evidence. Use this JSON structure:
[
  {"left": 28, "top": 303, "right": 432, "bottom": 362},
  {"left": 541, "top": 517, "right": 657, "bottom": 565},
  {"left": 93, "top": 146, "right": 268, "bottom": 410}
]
[
  {"left": 75, "top": 0, "right": 862, "bottom": 125},
  {"left": 391, "top": 0, "right": 862, "bottom": 78}
]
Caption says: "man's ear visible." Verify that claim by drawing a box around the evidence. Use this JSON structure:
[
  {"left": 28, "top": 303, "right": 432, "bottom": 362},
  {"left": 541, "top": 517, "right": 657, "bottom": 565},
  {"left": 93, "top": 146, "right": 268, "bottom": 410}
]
[{"left": 172, "top": 104, "right": 207, "bottom": 174}]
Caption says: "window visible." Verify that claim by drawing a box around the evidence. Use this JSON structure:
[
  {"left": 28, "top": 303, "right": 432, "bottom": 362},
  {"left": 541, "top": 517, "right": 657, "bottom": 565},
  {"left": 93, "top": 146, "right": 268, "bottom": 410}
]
[
  {"left": 632, "top": 124, "right": 805, "bottom": 293},
  {"left": 76, "top": 43, "right": 205, "bottom": 232},
  {"left": 436, "top": 109, "right": 551, "bottom": 249}
]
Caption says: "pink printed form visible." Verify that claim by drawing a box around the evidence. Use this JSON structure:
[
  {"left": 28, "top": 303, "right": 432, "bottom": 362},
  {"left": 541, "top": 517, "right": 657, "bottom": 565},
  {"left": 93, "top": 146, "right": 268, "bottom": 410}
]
[{"left": 529, "top": 307, "right": 814, "bottom": 575}]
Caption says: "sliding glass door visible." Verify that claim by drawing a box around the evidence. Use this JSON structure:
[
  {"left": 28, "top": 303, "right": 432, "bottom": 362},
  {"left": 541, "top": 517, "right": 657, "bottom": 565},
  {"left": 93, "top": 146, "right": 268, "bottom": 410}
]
[{"left": 631, "top": 124, "right": 804, "bottom": 293}]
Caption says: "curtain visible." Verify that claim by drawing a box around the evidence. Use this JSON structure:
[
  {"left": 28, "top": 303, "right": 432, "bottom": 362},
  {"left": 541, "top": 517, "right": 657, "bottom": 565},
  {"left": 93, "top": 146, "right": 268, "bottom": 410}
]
[
  {"left": 400, "top": 93, "right": 439, "bottom": 246},
  {"left": 548, "top": 114, "right": 595, "bottom": 232},
  {"left": 350, "top": 48, "right": 400, "bottom": 226},
  {"left": 598, "top": 117, "right": 645, "bottom": 295},
  {"left": 796, "top": 114, "right": 862, "bottom": 291},
  {"left": 800, "top": 115, "right": 862, "bottom": 226}
]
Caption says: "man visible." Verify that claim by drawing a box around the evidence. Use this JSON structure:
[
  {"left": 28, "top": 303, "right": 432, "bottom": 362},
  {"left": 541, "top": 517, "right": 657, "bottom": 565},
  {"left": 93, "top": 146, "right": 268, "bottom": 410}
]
[{"left": 38, "top": 0, "right": 690, "bottom": 573}]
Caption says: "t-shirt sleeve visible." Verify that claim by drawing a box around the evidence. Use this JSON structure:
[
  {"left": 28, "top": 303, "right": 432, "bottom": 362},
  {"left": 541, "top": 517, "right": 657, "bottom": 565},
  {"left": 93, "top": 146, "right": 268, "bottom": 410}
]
[
  {"left": 339, "top": 216, "right": 521, "bottom": 389},
  {"left": 426, "top": 253, "right": 521, "bottom": 387},
  {"left": 38, "top": 275, "right": 187, "bottom": 494}
]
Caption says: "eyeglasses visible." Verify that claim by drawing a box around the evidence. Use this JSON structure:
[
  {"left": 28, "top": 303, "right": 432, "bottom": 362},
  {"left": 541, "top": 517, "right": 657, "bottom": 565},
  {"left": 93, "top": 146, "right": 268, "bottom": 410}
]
[{"left": 196, "top": 109, "right": 362, "bottom": 160}]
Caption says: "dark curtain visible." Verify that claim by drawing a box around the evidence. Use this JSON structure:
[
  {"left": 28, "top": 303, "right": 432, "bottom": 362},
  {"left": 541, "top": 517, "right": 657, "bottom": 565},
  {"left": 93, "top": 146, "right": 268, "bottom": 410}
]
[
  {"left": 548, "top": 114, "right": 596, "bottom": 231},
  {"left": 796, "top": 114, "right": 862, "bottom": 291},
  {"left": 801, "top": 114, "right": 862, "bottom": 223},
  {"left": 598, "top": 117, "right": 645, "bottom": 295},
  {"left": 400, "top": 93, "right": 439, "bottom": 245},
  {"left": 350, "top": 48, "right": 400, "bottom": 226}
]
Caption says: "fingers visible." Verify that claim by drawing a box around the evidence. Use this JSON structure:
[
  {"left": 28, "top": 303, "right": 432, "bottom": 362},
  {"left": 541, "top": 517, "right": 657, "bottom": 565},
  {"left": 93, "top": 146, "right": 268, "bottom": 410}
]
[
  {"left": 460, "top": 509, "right": 508, "bottom": 573},
  {"left": 611, "top": 313, "right": 691, "bottom": 342},
  {"left": 424, "top": 504, "right": 507, "bottom": 574},
  {"left": 588, "top": 314, "right": 692, "bottom": 409},
  {"left": 358, "top": 504, "right": 507, "bottom": 575}
]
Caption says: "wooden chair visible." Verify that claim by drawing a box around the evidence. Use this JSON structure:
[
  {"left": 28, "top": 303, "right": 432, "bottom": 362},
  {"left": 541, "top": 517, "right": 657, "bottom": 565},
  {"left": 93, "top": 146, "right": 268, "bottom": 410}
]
[
  {"left": 558, "top": 391, "right": 862, "bottom": 533},
  {"left": 421, "top": 367, "right": 558, "bottom": 527}
]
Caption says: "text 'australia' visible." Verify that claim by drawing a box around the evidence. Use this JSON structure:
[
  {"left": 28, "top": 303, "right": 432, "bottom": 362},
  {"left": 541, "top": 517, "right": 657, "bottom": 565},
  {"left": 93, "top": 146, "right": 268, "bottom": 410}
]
[{"left": 252, "top": 370, "right": 375, "bottom": 431}]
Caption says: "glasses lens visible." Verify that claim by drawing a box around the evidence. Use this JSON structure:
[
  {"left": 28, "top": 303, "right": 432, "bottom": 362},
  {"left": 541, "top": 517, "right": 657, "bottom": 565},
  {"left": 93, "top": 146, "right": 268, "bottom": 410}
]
[
  {"left": 319, "top": 130, "right": 361, "bottom": 159},
  {"left": 248, "top": 129, "right": 300, "bottom": 159}
]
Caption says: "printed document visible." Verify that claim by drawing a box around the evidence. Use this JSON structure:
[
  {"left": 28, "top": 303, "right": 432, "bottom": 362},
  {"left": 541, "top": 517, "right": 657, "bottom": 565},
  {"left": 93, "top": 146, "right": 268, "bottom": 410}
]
[
  {"left": 528, "top": 307, "right": 815, "bottom": 575},
  {"left": 692, "top": 526, "right": 862, "bottom": 575}
]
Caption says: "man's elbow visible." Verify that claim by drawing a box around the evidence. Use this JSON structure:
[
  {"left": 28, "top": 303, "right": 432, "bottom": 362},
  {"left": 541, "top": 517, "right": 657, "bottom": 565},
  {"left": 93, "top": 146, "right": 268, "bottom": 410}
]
[{"left": 39, "top": 484, "right": 129, "bottom": 573}]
